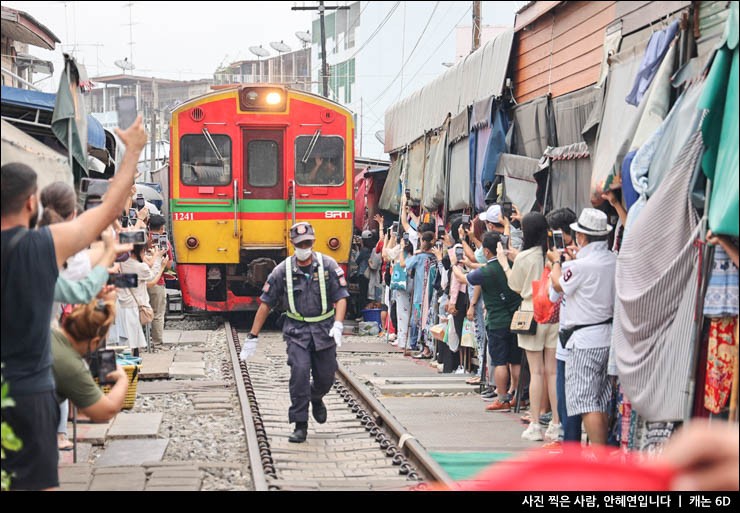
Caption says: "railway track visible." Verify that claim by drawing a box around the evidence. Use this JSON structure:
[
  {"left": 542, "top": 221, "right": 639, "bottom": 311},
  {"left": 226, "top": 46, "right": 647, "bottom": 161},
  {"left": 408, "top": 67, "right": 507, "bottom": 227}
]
[{"left": 224, "top": 321, "right": 454, "bottom": 491}]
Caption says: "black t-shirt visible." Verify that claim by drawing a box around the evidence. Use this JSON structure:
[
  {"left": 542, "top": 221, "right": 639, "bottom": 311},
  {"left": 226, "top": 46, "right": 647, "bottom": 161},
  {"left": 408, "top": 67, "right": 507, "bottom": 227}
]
[{"left": 1, "top": 226, "right": 59, "bottom": 395}]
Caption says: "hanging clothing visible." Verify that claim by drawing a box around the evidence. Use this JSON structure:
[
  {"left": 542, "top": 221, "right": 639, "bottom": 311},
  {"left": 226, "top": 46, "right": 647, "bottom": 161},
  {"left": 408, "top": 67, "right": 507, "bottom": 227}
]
[
  {"left": 704, "top": 246, "right": 740, "bottom": 317},
  {"left": 625, "top": 20, "right": 680, "bottom": 107},
  {"left": 613, "top": 131, "right": 702, "bottom": 422},
  {"left": 703, "top": 317, "right": 738, "bottom": 414}
]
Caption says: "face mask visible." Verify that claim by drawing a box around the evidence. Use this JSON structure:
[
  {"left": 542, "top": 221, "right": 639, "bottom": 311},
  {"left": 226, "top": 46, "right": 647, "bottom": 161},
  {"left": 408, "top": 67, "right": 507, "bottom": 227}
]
[
  {"left": 294, "top": 247, "right": 313, "bottom": 261},
  {"left": 575, "top": 234, "right": 584, "bottom": 248}
]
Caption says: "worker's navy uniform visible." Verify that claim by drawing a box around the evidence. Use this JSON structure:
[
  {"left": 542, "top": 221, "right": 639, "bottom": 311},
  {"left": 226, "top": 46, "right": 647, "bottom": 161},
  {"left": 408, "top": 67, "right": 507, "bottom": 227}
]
[{"left": 259, "top": 252, "right": 350, "bottom": 423}]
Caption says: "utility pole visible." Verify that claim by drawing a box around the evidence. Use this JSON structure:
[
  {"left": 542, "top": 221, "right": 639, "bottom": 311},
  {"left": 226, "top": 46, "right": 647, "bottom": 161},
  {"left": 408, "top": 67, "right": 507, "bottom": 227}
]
[
  {"left": 472, "top": 1, "right": 481, "bottom": 52},
  {"left": 291, "top": 1, "right": 349, "bottom": 98}
]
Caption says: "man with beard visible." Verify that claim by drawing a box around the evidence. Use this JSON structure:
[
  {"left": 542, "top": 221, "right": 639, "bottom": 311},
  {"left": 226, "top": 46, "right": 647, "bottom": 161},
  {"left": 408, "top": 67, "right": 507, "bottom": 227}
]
[{"left": 1, "top": 117, "right": 147, "bottom": 490}]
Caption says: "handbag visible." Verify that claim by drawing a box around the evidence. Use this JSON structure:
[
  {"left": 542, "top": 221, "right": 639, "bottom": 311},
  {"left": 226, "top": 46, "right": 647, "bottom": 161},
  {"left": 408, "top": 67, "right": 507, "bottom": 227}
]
[
  {"left": 510, "top": 310, "right": 537, "bottom": 335},
  {"left": 558, "top": 318, "right": 614, "bottom": 349},
  {"left": 444, "top": 315, "right": 460, "bottom": 352},
  {"left": 532, "top": 268, "right": 560, "bottom": 324},
  {"left": 460, "top": 318, "right": 476, "bottom": 348},
  {"left": 131, "top": 290, "right": 154, "bottom": 325}
]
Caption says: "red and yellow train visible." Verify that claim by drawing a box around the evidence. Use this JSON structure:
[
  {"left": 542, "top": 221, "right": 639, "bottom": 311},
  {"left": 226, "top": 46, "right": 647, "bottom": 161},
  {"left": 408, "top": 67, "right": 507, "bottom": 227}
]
[{"left": 169, "top": 85, "right": 354, "bottom": 312}]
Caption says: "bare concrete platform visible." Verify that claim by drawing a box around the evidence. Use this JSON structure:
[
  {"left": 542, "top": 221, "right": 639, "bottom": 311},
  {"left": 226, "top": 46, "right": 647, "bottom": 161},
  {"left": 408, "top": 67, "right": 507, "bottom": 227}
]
[
  {"left": 137, "top": 380, "right": 228, "bottom": 394},
  {"left": 375, "top": 382, "right": 475, "bottom": 395},
  {"left": 173, "top": 351, "right": 204, "bottom": 362},
  {"left": 94, "top": 439, "right": 169, "bottom": 467},
  {"left": 108, "top": 413, "right": 163, "bottom": 438},
  {"left": 68, "top": 421, "right": 111, "bottom": 445},
  {"left": 59, "top": 442, "right": 92, "bottom": 465},
  {"left": 139, "top": 351, "right": 174, "bottom": 379},
  {"left": 89, "top": 467, "right": 147, "bottom": 491},
  {"left": 337, "top": 341, "right": 403, "bottom": 353}
]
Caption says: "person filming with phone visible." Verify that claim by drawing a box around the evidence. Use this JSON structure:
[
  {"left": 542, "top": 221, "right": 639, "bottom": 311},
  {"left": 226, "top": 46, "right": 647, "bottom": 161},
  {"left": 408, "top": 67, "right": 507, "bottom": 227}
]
[{"left": 51, "top": 297, "right": 129, "bottom": 423}]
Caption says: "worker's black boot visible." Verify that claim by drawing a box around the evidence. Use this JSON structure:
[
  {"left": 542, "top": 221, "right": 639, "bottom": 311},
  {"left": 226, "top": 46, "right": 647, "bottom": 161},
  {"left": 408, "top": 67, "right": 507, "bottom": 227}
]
[
  {"left": 289, "top": 421, "right": 308, "bottom": 443},
  {"left": 311, "top": 399, "right": 327, "bottom": 424}
]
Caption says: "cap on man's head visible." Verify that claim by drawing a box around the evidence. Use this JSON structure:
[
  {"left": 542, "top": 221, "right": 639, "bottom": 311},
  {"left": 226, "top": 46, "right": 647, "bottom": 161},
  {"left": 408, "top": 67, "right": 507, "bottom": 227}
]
[
  {"left": 478, "top": 204, "right": 502, "bottom": 224},
  {"left": 361, "top": 230, "right": 374, "bottom": 239},
  {"left": 290, "top": 222, "right": 316, "bottom": 244}
]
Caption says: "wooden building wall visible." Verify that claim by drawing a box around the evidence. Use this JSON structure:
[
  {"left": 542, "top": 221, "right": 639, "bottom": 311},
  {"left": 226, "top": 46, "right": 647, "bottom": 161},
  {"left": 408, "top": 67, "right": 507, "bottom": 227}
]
[
  {"left": 513, "top": 1, "right": 616, "bottom": 104},
  {"left": 615, "top": 1, "right": 692, "bottom": 35}
]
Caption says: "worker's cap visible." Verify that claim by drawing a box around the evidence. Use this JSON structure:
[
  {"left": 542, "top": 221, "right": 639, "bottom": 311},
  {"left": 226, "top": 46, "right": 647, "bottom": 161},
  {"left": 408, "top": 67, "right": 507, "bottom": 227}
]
[{"left": 290, "top": 222, "right": 316, "bottom": 244}]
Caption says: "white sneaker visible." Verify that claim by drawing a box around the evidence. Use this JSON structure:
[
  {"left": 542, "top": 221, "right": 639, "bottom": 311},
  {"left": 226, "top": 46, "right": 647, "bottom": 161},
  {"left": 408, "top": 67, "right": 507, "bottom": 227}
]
[
  {"left": 545, "top": 422, "right": 563, "bottom": 441},
  {"left": 389, "top": 334, "right": 397, "bottom": 341},
  {"left": 454, "top": 366, "right": 465, "bottom": 374},
  {"left": 521, "top": 422, "right": 544, "bottom": 441}
]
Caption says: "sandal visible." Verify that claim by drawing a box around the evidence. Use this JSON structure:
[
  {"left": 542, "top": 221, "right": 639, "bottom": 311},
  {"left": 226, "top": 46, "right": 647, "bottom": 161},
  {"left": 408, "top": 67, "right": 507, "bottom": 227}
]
[
  {"left": 465, "top": 376, "right": 481, "bottom": 385},
  {"left": 58, "top": 436, "right": 74, "bottom": 451}
]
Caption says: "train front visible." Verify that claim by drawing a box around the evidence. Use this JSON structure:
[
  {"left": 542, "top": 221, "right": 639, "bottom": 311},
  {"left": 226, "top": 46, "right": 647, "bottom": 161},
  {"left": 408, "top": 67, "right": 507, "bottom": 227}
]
[{"left": 169, "top": 85, "right": 355, "bottom": 312}]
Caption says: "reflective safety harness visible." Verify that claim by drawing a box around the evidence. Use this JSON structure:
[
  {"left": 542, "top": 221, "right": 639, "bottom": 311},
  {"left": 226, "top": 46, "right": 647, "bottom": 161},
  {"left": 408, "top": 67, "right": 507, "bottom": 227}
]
[{"left": 285, "top": 252, "right": 335, "bottom": 323}]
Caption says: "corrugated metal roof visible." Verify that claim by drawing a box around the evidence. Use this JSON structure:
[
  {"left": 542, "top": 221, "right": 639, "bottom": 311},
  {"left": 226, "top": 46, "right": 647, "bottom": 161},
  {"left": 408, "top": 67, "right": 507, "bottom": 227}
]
[{"left": 383, "top": 29, "right": 514, "bottom": 153}]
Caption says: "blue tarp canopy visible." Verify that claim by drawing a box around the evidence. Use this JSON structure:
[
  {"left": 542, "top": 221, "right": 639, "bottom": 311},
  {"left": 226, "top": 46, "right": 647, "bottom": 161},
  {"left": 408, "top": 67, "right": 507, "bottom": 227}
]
[{"left": 1, "top": 85, "right": 106, "bottom": 149}]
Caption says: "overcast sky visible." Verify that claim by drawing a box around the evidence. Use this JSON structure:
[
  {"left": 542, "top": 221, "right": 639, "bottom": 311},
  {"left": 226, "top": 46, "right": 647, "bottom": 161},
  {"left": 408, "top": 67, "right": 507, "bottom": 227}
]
[{"left": 6, "top": 1, "right": 523, "bottom": 93}]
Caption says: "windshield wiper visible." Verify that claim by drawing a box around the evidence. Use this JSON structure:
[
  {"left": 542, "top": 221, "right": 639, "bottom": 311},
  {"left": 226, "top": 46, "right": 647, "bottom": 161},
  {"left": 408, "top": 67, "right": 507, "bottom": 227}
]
[
  {"left": 301, "top": 129, "right": 322, "bottom": 164},
  {"left": 202, "top": 127, "right": 224, "bottom": 161}
]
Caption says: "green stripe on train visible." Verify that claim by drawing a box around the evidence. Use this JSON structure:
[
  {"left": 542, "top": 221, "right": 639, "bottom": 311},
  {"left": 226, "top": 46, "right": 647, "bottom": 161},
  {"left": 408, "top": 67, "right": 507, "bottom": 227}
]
[{"left": 171, "top": 199, "right": 354, "bottom": 213}]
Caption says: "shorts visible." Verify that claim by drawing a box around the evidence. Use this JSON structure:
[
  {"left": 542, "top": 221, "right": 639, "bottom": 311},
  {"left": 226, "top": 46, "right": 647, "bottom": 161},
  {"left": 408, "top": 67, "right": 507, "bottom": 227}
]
[
  {"left": 1, "top": 390, "right": 60, "bottom": 490},
  {"left": 518, "top": 322, "right": 559, "bottom": 351},
  {"left": 565, "top": 346, "right": 611, "bottom": 417},
  {"left": 487, "top": 327, "right": 522, "bottom": 367}
]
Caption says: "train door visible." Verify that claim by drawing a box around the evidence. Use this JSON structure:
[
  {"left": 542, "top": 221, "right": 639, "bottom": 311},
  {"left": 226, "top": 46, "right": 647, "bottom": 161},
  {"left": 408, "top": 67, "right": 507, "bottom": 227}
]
[{"left": 241, "top": 129, "right": 285, "bottom": 247}]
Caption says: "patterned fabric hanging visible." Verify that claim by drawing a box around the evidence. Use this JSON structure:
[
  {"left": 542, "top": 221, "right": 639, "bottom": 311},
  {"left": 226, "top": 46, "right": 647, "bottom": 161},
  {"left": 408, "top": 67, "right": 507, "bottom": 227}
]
[{"left": 704, "top": 317, "right": 738, "bottom": 414}]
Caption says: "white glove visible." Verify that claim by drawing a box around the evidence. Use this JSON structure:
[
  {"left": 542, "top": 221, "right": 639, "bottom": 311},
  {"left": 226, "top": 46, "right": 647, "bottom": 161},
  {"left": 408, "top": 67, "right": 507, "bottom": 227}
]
[
  {"left": 329, "top": 321, "right": 343, "bottom": 348},
  {"left": 240, "top": 338, "right": 258, "bottom": 361}
]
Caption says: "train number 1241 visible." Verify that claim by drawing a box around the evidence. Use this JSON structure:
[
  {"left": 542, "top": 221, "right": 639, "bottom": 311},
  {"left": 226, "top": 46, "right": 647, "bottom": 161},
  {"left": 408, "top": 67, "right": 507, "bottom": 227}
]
[{"left": 173, "top": 212, "right": 194, "bottom": 221}]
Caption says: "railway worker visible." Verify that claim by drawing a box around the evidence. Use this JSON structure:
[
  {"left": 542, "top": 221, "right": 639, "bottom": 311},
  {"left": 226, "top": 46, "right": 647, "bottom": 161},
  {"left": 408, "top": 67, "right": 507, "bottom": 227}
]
[{"left": 240, "top": 221, "right": 350, "bottom": 443}]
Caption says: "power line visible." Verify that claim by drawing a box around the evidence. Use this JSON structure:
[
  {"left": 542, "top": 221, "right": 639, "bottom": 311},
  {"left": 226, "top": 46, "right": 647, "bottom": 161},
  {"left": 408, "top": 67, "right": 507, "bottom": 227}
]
[{"left": 365, "top": 1, "right": 440, "bottom": 111}]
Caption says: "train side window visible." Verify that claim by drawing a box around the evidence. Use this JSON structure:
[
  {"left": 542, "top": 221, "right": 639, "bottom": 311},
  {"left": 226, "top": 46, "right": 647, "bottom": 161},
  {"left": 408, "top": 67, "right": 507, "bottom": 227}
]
[
  {"left": 247, "top": 140, "right": 278, "bottom": 187},
  {"left": 181, "top": 134, "right": 232, "bottom": 186},
  {"left": 295, "top": 135, "right": 344, "bottom": 186}
]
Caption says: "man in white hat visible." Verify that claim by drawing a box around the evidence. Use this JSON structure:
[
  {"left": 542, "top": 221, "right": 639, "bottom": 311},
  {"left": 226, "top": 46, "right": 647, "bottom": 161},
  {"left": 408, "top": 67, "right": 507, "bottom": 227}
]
[{"left": 546, "top": 208, "right": 616, "bottom": 446}]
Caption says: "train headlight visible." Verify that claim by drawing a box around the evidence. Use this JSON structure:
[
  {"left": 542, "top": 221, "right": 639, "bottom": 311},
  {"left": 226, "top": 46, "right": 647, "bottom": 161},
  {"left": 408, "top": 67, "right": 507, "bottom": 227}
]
[
  {"left": 328, "top": 237, "right": 341, "bottom": 250},
  {"left": 186, "top": 236, "right": 199, "bottom": 249},
  {"left": 265, "top": 92, "right": 282, "bottom": 105}
]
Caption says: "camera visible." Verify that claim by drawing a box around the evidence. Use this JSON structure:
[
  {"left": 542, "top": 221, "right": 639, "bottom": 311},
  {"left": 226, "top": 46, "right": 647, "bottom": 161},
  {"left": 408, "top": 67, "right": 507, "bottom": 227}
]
[
  {"left": 551, "top": 229, "right": 565, "bottom": 252},
  {"left": 80, "top": 178, "right": 110, "bottom": 196},
  {"left": 119, "top": 230, "right": 147, "bottom": 244},
  {"left": 107, "top": 273, "right": 138, "bottom": 288},
  {"left": 500, "top": 201, "right": 513, "bottom": 218},
  {"left": 88, "top": 349, "right": 117, "bottom": 385},
  {"left": 84, "top": 197, "right": 103, "bottom": 210},
  {"left": 135, "top": 194, "right": 146, "bottom": 210},
  {"left": 116, "top": 95, "right": 138, "bottom": 130}
]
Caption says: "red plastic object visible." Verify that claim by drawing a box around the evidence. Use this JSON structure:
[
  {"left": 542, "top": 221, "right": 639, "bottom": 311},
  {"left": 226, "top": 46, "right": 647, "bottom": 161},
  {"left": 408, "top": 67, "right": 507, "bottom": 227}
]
[{"left": 450, "top": 443, "right": 676, "bottom": 491}]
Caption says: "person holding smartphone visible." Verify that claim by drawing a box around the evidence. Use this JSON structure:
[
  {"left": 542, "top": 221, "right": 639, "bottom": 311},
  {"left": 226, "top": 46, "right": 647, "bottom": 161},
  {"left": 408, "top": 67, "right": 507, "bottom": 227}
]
[
  {"left": 51, "top": 297, "right": 129, "bottom": 423},
  {"left": 146, "top": 214, "right": 173, "bottom": 348}
]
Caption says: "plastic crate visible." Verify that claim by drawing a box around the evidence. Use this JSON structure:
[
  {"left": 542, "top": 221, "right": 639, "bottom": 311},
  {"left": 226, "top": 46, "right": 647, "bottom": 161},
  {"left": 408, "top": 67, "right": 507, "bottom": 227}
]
[
  {"left": 361, "top": 308, "right": 383, "bottom": 330},
  {"left": 97, "top": 364, "right": 140, "bottom": 410}
]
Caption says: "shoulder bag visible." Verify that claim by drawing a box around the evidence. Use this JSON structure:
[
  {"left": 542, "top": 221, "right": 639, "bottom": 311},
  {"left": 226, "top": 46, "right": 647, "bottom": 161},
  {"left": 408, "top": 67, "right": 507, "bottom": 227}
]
[
  {"left": 510, "top": 310, "right": 537, "bottom": 335},
  {"left": 130, "top": 289, "right": 154, "bottom": 325}
]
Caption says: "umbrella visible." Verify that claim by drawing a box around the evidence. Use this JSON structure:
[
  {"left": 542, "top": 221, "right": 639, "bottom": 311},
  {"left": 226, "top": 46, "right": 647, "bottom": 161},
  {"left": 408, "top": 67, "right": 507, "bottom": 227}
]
[{"left": 135, "top": 183, "right": 163, "bottom": 202}]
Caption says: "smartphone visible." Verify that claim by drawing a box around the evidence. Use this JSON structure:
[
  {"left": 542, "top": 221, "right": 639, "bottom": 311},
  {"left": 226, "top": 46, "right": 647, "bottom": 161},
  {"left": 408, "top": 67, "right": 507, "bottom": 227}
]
[
  {"left": 391, "top": 221, "right": 399, "bottom": 233},
  {"left": 119, "top": 230, "right": 147, "bottom": 244},
  {"left": 128, "top": 208, "right": 138, "bottom": 219},
  {"left": 500, "top": 234, "right": 509, "bottom": 248},
  {"left": 437, "top": 226, "right": 445, "bottom": 239},
  {"left": 461, "top": 214, "right": 471, "bottom": 230},
  {"left": 116, "top": 95, "right": 138, "bottom": 130},
  {"left": 135, "top": 194, "right": 146, "bottom": 210},
  {"left": 455, "top": 247, "right": 464, "bottom": 261},
  {"left": 79, "top": 178, "right": 110, "bottom": 196},
  {"left": 402, "top": 232, "right": 410, "bottom": 242},
  {"left": 501, "top": 201, "right": 513, "bottom": 218},
  {"left": 107, "top": 273, "right": 138, "bottom": 288},
  {"left": 84, "top": 197, "right": 103, "bottom": 210},
  {"left": 120, "top": 215, "right": 130, "bottom": 228},
  {"left": 96, "top": 349, "right": 117, "bottom": 385},
  {"left": 405, "top": 188, "right": 411, "bottom": 200},
  {"left": 151, "top": 233, "right": 160, "bottom": 244},
  {"left": 551, "top": 229, "right": 565, "bottom": 252},
  {"left": 435, "top": 241, "right": 443, "bottom": 250},
  {"left": 158, "top": 239, "right": 168, "bottom": 251}
]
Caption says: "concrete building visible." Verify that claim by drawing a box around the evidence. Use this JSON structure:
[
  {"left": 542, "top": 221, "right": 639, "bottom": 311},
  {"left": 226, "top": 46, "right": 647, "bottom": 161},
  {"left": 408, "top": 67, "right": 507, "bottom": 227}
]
[{"left": 213, "top": 47, "right": 312, "bottom": 91}]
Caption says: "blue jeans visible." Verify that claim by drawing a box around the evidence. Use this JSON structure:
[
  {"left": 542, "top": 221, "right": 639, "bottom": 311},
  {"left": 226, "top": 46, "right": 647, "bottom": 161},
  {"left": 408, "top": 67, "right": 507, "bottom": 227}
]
[{"left": 557, "top": 358, "right": 582, "bottom": 442}]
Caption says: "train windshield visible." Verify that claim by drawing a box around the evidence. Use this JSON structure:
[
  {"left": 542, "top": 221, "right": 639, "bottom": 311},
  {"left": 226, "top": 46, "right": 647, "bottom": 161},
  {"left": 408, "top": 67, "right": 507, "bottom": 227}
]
[
  {"left": 295, "top": 135, "right": 344, "bottom": 186},
  {"left": 180, "top": 132, "right": 232, "bottom": 186}
]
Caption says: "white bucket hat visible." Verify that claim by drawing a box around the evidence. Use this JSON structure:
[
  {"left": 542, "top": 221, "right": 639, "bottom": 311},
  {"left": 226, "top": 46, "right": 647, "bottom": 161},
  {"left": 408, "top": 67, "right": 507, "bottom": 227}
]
[{"left": 570, "top": 208, "right": 613, "bottom": 236}]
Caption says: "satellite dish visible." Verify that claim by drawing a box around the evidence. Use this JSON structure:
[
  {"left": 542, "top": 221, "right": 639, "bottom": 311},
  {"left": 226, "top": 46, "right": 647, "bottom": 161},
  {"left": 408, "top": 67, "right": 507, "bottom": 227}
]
[
  {"left": 374, "top": 130, "right": 385, "bottom": 145},
  {"left": 270, "top": 41, "right": 292, "bottom": 53},
  {"left": 249, "top": 46, "right": 270, "bottom": 58},
  {"left": 114, "top": 57, "right": 135, "bottom": 71},
  {"left": 295, "top": 31, "right": 312, "bottom": 43}
]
